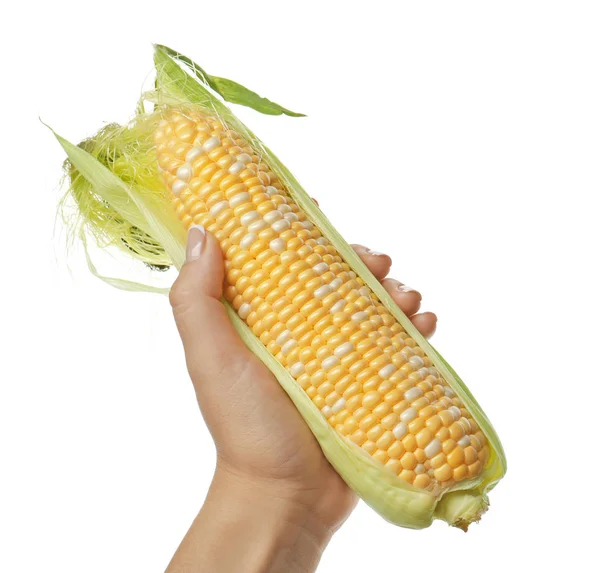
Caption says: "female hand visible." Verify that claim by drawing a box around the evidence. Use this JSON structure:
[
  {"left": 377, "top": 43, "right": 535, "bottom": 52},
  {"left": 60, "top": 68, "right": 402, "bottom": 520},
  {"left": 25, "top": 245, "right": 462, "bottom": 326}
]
[{"left": 165, "top": 225, "right": 437, "bottom": 573}]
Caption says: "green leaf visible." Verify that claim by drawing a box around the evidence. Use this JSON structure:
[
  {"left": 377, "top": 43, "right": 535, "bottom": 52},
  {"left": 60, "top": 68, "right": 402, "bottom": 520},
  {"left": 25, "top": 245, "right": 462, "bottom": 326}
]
[{"left": 154, "top": 44, "right": 306, "bottom": 117}]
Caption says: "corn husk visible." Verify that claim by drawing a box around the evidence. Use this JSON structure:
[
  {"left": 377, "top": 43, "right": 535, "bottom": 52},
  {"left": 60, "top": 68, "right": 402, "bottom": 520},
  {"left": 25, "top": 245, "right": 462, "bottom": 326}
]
[{"left": 50, "top": 45, "right": 506, "bottom": 530}]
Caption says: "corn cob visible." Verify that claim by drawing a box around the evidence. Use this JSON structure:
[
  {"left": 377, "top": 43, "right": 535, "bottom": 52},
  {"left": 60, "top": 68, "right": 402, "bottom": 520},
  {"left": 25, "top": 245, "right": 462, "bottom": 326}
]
[
  {"left": 155, "top": 108, "right": 488, "bottom": 492},
  {"left": 51, "top": 45, "right": 506, "bottom": 530}
]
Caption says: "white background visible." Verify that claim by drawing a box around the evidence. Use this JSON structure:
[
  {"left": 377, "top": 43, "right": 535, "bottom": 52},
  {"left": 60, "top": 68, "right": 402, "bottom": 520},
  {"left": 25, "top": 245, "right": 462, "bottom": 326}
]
[{"left": 1, "top": 1, "right": 599, "bottom": 571}]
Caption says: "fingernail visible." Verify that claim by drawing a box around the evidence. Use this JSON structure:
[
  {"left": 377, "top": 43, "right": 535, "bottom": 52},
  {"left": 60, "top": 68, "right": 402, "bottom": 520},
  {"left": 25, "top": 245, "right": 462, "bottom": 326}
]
[
  {"left": 364, "top": 247, "right": 385, "bottom": 256},
  {"left": 186, "top": 225, "right": 205, "bottom": 262},
  {"left": 397, "top": 284, "right": 417, "bottom": 294}
]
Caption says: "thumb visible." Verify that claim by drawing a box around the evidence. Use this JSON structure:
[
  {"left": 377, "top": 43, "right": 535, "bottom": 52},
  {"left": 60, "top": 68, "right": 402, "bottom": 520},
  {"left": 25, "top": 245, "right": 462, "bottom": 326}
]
[{"left": 170, "top": 225, "right": 254, "bottom": 391}]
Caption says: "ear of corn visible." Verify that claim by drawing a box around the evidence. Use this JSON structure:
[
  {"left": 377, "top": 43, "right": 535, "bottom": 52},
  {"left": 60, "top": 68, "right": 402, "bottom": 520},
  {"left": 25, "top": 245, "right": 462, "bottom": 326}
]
[{"left": 51, "top": 45, "right": 506, "bottom": 530}]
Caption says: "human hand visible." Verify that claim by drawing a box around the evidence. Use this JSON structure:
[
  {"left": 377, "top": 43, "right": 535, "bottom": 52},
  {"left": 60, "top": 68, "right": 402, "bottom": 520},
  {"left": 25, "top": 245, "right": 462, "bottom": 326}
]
[{"left": 166, "top": 225, "right": 437, "bottom": 572}]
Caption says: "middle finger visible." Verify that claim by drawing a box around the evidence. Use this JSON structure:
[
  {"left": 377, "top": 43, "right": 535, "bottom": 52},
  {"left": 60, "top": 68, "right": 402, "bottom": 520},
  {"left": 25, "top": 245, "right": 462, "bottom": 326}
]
[{"left": 381, "top": 278, "right": 422, "bottom": 316}]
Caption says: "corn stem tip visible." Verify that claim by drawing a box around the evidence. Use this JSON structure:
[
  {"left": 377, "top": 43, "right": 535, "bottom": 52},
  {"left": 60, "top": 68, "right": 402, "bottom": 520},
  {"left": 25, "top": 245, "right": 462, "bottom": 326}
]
[{"left": 434, "top": 490, "right": 489, "bottom": 531}]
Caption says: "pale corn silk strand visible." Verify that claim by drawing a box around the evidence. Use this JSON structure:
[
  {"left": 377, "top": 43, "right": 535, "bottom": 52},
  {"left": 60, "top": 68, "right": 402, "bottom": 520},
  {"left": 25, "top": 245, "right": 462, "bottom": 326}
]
[{"left": 153, "top": 106, "right": 490, "bottom": 494}]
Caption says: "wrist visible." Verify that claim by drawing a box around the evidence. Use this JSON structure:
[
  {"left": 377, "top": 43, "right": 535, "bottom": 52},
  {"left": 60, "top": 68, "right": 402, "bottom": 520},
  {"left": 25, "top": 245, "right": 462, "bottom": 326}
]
[
  {"left": 207, "top": 465, "right": 333, "bottom": 572},
  {"left": 166, "top": 460, "right": 344, "bottom": 573}
]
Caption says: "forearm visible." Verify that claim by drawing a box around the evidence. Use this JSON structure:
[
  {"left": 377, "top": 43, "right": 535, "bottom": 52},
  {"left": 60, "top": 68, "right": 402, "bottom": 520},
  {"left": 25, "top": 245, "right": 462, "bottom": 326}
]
[{"left": 165, "top": 469, "right": 333, "bottom": 573}]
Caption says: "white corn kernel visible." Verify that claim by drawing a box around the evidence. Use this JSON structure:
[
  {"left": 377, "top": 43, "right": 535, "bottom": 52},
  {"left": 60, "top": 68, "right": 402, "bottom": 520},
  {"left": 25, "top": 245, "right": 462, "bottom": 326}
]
[
  {"left": 240, "top": 233, "right": 257, "bottom": 249},
  {"left": 393, "top": 422, "right": 408, "bottom": 439},
  {"left": 290, "top": 362, "right": 305, "bottom": 377},
  {"left": 400, "top": 408, "right": 417, "bottom": 423},
  {"left": 351, "top": 311, "right": 368, "bottom": 322},
  {"left": 281, "top": 339, "right": 297, "bottom": 356},
  {"left": 378, "top": 364, "right": 396, "bottom": 380},
  {"left": 238, "top": 303, "right": 251, "bottom": 319},
  {"left": 249, "top": 220, "right": 268, "bottom": 233},
  {"left": 334, "top": 342, "right": 354, "bottom": 358},
  {"left": 176, "top": 164, "right": 192, "bottom": 181},
  {"left": 263, "top": 211, "right": 283, "bottom": 224},
  {"left": 172, "top": 180, "right": 187, "bottom": 195},
  {"left": 409, "top": 356, "right": 425, "bottom": 369},
  {"left": 314, "top": 285, "right": 332, "bottom": 299},
  {"left": 241, "top": 211, "right": 260, "bottom": 226},
  {"left": 276, "top": 330, "right": 292, "bottom": 347},
  {"left": 272, "top": 219, "right": 291, "bottom": 233},
  {"left": 229, "top": 192, "right": 251, "bottom": 208},
  {"left": 331, "top": 398, "right": 346, "bottom": 414},
  {"left": 322, "top": 356, "right": 340, "bottom": 371},
  {"left": 229, "top": 161, "right": 245, "bottom": 174},
  {"left": 458, "top": 436, "right": 471, "bottom": 447},
  {"left": 404, "top": 387, "right": 423, "bottom": 402},
  {"left": 269, "top": 238, "right": 286, "bottom": 253},
  {"left": 425, "top": 438, "right": 442, "bottom": 458},
  {"left": 203, "top": 136, "right": 220, "bottom": 151},
  {"left": 449, "top": 406, "right": 462, "bottom": 421},
  {"left": 330, "top": 299, "right": 347, "bottom": 314},
  {"left": 418, "top": 367, "right": 430, "bottom": 379},
  {"left": 185, "top": 146, "right": 204, "bottom": 162},
  {"left": 237, "top": 153, "right": 252, "bottom": 164},
  {"left": 209, "top": 201, "right": 229, "bottom": 217}
]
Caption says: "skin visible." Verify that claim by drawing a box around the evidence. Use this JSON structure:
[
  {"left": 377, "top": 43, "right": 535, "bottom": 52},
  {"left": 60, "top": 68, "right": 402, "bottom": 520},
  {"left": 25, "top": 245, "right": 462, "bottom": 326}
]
[{"left": 165, "top": 226, "right": 437, "bottom": 573}]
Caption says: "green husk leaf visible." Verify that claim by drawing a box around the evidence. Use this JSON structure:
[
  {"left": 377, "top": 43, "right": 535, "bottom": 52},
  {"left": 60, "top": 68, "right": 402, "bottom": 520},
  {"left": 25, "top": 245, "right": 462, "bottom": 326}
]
[{"left": 155, "top": 44, "right": 305, "bottom": 117}]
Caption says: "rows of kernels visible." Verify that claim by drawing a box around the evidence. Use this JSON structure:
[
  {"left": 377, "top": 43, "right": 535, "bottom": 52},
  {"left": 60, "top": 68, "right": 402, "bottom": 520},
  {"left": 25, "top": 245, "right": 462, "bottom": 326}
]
[{"left": 154, "top": 108, "right": 489, "bottom": 493}]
